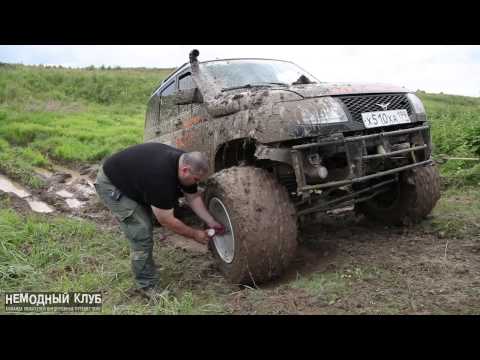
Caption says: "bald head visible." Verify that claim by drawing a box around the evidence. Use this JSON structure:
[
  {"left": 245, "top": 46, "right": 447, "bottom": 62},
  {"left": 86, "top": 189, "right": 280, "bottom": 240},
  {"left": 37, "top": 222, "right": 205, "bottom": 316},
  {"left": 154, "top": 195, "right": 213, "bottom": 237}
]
[{"left": 179, "top": 151, "right": 209, "bottom": 175}]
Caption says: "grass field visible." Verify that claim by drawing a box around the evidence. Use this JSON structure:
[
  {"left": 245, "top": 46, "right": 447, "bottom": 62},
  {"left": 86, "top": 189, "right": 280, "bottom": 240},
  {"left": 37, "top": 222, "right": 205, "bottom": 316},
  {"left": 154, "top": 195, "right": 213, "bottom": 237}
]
[
  {"left": 1, "top": 63, "right": 479, "bottom": 314},
  {"left": 0, "top": 64, "right": 173, "bottom": 188}
]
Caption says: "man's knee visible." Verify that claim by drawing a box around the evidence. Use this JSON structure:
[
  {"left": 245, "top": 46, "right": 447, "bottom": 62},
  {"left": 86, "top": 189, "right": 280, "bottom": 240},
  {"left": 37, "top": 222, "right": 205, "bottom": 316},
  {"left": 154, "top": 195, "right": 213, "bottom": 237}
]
[
  {"left": 122, "top": 211, "right": 153, "bottom": 247},
  {"left": 131, "top": 249, "right": 150, "bottom": 262}
]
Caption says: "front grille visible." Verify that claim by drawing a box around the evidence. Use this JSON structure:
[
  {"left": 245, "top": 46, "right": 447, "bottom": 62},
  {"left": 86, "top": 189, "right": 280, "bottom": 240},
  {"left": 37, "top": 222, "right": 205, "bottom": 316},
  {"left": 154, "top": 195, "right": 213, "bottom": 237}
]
[{"left": 337, "top": 94, "right": 413, "bottom": 123}]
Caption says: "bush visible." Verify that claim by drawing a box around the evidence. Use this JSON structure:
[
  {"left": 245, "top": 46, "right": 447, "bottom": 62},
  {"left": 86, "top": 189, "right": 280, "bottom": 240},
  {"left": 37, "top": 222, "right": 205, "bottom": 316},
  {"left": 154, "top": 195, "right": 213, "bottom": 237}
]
[{"left": 465, "top": 125, "right": 480, "bottom": 156}]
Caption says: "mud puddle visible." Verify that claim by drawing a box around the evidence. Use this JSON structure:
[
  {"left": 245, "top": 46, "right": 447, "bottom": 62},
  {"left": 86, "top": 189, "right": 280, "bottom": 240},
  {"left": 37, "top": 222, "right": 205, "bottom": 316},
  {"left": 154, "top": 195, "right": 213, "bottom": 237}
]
[
  {"left": 1, "top": 163, "right": 100, "bottom": 216},
  {"left": 0, "top": 174, "right": 31, "bottom": 198},
  {"left": 26, "top": 199, "right": 54, "bottom": 213},
  {"left": 38, "top": 164, "right": 99, "bottom": 211},
  {"left": 0, "top": 174, "right": 54, "bottom": 213}
]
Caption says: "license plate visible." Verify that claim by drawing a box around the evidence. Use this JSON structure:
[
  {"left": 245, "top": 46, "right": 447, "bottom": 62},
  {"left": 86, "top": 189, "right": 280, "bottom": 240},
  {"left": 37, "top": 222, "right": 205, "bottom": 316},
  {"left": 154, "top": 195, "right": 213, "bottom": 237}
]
[{"left": 361, "top": 109, "right": 410, "bottom": 128}]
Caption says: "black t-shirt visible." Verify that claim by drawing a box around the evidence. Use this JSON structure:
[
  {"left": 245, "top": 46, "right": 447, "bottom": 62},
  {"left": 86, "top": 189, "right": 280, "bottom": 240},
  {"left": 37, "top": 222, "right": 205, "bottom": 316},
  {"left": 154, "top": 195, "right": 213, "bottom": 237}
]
[{"left": 102, "top": 143, "right": 198, "bottom": 209}]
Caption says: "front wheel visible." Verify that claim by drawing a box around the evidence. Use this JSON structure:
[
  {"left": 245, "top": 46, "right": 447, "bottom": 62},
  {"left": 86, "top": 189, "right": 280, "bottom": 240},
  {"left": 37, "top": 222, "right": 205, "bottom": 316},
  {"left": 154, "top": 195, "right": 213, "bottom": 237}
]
[
  {"left": 205, "top": 166, "right": 298, "bottom": 285},
  {"left": 356, "top": 164, "right": 441, "bottom": 225}
]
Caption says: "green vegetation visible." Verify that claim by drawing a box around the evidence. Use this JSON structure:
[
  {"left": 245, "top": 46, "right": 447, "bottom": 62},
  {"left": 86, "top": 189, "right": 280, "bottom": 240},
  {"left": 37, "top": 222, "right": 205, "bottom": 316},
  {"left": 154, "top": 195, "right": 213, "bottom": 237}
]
[
  {"left": 422, "top": 186, "right": 480, "bottom": 239},
  {"left": 0, "top": 64, "right": 174, "bottom": 185},
  {"left": 0, "top": 63, "right": 172, "bottom": 106},
  {"left": 0, "top": 193, "right": 225, "bottom": 314},
  {"left": 417, "top": 92, "right": 480, "bottom": 186}
]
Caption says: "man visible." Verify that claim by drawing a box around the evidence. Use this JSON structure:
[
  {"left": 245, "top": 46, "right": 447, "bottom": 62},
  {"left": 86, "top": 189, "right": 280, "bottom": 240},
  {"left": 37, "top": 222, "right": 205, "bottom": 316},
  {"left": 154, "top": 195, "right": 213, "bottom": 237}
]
[{"left": 94, "top": 142, "right": 223, "bottom": 300}]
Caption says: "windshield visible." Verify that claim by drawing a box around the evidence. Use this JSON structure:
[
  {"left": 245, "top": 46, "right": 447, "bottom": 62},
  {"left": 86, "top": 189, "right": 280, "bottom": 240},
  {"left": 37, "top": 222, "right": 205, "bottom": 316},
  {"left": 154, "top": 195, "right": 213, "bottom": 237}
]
[{"left": 199, "top": 59, "right": 320, "bottom": 91}]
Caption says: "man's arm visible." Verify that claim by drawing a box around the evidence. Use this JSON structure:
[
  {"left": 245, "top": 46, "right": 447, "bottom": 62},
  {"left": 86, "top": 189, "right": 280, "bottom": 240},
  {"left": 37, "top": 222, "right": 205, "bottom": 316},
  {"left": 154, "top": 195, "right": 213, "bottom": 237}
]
[
  {"left": 151, "top": 206, "right": 209, "bottom": 244},
  {"left": 184, "top": 192, "right": 218, "bottom": 227}
]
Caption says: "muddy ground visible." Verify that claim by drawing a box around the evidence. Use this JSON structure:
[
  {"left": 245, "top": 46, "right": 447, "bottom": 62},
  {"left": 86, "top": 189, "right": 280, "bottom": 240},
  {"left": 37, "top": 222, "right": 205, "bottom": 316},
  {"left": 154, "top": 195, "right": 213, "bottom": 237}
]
[{"left": 1, "top": 166, "right": 479, "bottom": 314}]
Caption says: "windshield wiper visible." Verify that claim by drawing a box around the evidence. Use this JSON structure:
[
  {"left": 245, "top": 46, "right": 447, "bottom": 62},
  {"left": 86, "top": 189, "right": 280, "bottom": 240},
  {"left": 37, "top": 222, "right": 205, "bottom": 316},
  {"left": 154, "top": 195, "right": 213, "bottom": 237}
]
[
  {"left": 221, "top": 84, "right": 270, "bottom": 92},
  {"left": 261, "top": 82, "right": 289, "bottom": 87},
  {"left": 221, "top": 82, "right": 288, "bottom": 92}
]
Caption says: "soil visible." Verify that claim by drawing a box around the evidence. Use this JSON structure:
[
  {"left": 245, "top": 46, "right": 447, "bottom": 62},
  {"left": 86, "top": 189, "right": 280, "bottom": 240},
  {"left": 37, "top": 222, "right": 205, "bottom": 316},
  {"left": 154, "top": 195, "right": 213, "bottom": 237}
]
[{"left": 227, "top": 211, "right": 480, "bottom": 314}]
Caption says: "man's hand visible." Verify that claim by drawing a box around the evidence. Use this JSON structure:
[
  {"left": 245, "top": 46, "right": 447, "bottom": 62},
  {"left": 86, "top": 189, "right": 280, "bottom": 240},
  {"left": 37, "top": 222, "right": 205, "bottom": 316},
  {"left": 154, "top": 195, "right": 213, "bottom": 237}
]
[
  {"left": 208, "top": 221, "right": 226, "bottom": 235},
  {"left": 193, "top": 230, "right": 210, "bottom": 244}
]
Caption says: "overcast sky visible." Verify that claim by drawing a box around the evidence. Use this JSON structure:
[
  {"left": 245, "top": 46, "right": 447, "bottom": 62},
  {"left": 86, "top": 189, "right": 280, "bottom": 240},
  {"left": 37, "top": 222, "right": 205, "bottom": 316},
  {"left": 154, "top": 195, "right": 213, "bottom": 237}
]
[{"left": 1, "top": 45, "right": 479, "bottom": 97}]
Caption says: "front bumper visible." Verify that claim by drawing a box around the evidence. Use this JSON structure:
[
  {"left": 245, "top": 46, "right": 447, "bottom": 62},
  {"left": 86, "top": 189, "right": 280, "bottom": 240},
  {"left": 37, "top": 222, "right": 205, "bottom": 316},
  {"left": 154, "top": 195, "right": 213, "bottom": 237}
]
[{"left": 290, "top": 124, "right": 433, "bottom": 195}]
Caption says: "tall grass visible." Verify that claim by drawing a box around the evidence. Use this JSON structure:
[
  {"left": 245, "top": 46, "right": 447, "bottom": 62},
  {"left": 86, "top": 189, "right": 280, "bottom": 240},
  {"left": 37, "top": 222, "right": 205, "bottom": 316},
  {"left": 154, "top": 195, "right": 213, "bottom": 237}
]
[
  {"left": 0, "top": 63, "right": 173, "bottom": 106},
  {"left": 418, "top": 92, "right": 480, "bottom": 186}
]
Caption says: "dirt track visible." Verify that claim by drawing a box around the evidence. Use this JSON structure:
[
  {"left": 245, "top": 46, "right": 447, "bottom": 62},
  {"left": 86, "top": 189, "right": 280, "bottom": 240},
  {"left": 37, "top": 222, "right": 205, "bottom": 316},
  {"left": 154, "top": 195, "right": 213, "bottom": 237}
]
[{"left": 143, "top": 204, "right": 480, "bottom": 314}]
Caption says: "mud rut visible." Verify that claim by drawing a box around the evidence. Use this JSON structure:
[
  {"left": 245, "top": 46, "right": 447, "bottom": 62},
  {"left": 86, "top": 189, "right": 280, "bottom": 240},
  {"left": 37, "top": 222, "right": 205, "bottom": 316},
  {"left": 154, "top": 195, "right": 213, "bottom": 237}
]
[{"left": 1, "top": 166, "right": 479, "bottom": 314}]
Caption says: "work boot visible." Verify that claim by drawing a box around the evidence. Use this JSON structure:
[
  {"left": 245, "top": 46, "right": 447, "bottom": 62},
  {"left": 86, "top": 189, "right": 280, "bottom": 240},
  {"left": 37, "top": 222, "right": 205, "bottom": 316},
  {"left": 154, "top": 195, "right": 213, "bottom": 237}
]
[{"left": 138, "top": 285, "right": 170, "bottom": 304}]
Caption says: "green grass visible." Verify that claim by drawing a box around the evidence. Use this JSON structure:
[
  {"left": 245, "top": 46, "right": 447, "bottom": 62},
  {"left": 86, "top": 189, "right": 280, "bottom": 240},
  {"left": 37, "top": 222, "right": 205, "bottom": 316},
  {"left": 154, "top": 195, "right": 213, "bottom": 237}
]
[
  {"left": 0, "top": 138, "right": 47, "bottom": 189},
  {"left": 417, "top": 92, "right": 480, "bottom": 186},
  {"left": 0, "top": 193, "right": 226, "bottom": 314},
  {"left": 290, "top": 271, "right": 349, "bottom": 304},
  {"left": 0, "top": 63, "right": 173, "bottom": 106},
  {"left": 421, "top": 186, "right": 480, "bottom": 239},
  {"left": 0, "top": 64, "right": 174, "bottom": 185}
]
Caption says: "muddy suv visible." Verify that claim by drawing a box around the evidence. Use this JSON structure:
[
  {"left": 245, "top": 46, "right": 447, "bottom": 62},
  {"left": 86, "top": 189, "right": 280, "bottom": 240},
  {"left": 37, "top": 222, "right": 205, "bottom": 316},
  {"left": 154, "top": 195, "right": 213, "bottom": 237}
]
[{"left": 144, "top": 49, "right": 440, "bottom": 285}]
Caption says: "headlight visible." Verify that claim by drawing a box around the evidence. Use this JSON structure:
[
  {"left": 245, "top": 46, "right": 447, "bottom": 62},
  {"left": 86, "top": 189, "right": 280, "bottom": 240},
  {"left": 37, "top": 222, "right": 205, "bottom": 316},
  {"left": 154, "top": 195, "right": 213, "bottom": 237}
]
[
  {"left": 407, "top": 93, "right": 426, "bottom": 115},
  {"left": 299, "top": 97, "right": 348, "bottom": 124}
]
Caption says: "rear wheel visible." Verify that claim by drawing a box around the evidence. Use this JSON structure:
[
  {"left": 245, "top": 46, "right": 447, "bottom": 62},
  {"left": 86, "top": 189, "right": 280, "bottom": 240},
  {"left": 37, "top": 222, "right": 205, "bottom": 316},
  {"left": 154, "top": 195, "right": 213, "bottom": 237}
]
[
  {"left": 356, "top": 164, "right": 441, "bottom": 225},
  {"left": 205, "top": 166, "right": 298, "bottom": 285}
]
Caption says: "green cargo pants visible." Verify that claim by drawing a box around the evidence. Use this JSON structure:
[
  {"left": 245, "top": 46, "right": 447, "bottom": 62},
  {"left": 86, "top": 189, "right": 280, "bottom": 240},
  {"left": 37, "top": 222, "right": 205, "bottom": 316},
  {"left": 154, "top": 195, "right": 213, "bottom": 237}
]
[{"left": 94, "top": 166, "right": 159, "bottom": 289}]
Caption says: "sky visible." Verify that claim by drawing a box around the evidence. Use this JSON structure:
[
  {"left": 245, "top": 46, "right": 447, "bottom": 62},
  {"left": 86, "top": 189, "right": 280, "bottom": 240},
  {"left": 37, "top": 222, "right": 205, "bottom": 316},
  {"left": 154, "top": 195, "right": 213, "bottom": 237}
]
[{"left": 1, "top": 45, "right": 479, "bottom": 97}]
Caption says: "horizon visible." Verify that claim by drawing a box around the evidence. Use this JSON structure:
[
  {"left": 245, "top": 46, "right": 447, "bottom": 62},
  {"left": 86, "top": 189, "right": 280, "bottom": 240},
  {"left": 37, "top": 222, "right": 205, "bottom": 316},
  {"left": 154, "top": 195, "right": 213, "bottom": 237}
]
[
  {"left": 1, "top": 45, "right": 480, "bottom": 98},
  {"left": 1, "top": 61, "right": 477, "bottom": 99}
]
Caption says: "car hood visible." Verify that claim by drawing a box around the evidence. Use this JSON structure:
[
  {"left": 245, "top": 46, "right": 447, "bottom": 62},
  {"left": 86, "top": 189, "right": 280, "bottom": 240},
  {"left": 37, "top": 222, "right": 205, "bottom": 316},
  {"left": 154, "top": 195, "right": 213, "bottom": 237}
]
[
  {"left": 277, "top": 82, "right": 410, "bottom": 99},
  {"left": 205, "top": 82, "right": 410, "bottom": 118}
]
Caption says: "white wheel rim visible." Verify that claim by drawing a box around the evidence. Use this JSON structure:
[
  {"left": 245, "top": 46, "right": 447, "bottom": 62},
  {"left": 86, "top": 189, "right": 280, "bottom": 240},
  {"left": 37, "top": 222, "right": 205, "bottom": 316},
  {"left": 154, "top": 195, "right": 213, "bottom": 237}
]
[{"left": 208, "top": 197, "right": 235, "bottom": 263}]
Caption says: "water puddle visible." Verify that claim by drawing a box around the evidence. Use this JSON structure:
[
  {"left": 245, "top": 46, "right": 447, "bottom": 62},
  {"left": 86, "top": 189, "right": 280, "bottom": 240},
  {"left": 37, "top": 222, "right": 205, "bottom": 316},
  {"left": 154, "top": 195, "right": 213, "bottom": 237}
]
[
  {"left": 74, "top": 183, "right": 96, "bottom": 196},
  {"left": 52, "top": 165, "right": 82, "bottom": 185},
  {"left": 2, "top": 165, "right": 97, "bottom": 215},
  {"left": 27, "top": 200, "right": 54, "bottom": 213},
  {"left": 0, "top": 174, "right": 31, "bottom": 198},
  {"left": 66, "top": 198, "right": 84, "bottom": 209},
  {"left": 0, "top": 173, "right": 55, "bottom": 214},
  {"left": 56, "top": 190, "right": 74, "bottom": 198}
]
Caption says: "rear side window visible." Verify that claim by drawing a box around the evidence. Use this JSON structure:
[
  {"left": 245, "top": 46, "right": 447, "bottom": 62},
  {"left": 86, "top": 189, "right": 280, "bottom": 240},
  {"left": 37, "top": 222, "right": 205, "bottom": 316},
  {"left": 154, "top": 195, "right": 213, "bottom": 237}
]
[
  {"left": 178, "top": 73, "right": 195, "bottom": 90},
  {"left": 161, "top": 80, "right": 176, "bottom": 96}
]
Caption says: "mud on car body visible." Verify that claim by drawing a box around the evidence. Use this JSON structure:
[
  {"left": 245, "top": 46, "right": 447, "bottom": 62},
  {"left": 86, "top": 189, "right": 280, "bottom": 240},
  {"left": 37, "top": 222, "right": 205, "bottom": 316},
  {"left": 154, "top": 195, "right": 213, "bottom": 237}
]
[{"left": 144, "top": 49, "right": 440, "bottom": 285}]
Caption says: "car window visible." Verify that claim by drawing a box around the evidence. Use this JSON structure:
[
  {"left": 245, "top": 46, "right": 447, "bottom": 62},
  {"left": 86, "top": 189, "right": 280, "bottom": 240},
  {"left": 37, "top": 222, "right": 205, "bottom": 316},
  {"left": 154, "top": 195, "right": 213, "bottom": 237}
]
[
  {"left": 161, "top": 80, "right": 176, "bottom": 96},
  {"left": 179, "top": 73, "right": 195, "bottom": 90}
]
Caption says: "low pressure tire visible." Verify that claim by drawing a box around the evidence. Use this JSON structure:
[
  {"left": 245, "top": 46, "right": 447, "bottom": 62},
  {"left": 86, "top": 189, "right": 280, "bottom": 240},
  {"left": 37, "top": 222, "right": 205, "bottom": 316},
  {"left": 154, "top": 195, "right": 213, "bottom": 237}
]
[
  {"left": 356, "top": 163, "right": 441, "bottom": 225},
  {"left": 205, "top": 166, "right": 298, "bottom": 285}
]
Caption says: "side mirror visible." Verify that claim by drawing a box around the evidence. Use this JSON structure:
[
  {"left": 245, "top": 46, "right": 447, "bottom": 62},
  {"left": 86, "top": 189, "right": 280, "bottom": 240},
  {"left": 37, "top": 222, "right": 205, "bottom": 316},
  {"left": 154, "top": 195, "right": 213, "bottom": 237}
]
[{"left": 174, "top": 88, "right": 203, "bottom": 105}]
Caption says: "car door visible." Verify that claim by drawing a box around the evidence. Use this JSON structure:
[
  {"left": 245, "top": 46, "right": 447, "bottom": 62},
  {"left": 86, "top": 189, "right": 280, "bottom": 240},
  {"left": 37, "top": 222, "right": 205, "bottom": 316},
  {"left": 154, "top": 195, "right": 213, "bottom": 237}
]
[
  {"left": 155, "top": 79, "right": 177, "bottom": 146},
  {"left": 171, "top": 70, "right": 210, "bottom": 155}
]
